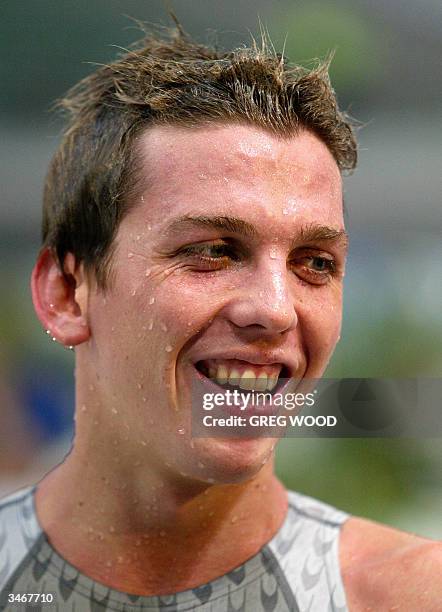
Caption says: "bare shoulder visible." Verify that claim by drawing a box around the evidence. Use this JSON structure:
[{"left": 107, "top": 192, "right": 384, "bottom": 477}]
[{"left": 340, "top": 516, "right": 442, "bottom": 611}]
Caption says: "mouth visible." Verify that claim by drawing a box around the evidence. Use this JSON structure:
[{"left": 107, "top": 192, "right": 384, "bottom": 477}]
[{"left": 194, "top": 358, "right": 291, "bottom": 394}]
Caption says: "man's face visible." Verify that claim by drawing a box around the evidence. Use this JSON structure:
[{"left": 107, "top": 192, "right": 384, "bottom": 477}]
[{"left": 83, "top": 123, "right": 346, "bottom": 484}]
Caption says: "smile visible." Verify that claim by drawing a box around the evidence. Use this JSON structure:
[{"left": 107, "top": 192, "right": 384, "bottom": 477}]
[{"left": 195, "top": 359, "right": 289, "bottom": 393}]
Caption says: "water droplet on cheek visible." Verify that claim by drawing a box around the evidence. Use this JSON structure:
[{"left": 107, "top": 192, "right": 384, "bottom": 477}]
[
  {"left": 149, "top": 297, "right": 155, "bottom": 305},
  {"left": 145, "top": 269, "right": 151, "bottom": 277},
  {"left": 165, "top": 345, "right": 173, "bottom": 352},
  {"left": 131, "top": 289, "right": 137, "bottom": 296},
  {"left": 128, "top": 252, "right": 134, "bottom": 259}
]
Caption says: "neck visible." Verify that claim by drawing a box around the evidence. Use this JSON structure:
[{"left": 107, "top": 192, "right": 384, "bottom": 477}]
[{"left": 35, "top": 444, "right": 288, "bottom": 595}]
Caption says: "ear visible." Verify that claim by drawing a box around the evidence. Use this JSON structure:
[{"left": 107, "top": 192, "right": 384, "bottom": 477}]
[{"left": 31, "top": 249, "right": 91, "bottom": 347}]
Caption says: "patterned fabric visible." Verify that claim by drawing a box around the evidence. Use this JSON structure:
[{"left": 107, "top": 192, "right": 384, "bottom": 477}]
[{"left": 0, "top": 487, "right": 349, "bottom": 611}]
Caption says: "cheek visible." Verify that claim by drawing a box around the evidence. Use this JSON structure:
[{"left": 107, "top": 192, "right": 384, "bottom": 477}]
[{"left": 297, "top": 286, "right": 343, "bottom": 364}]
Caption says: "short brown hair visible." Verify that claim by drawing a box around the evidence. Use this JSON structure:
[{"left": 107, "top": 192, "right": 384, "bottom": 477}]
[{"left": 42, "top": 26, "right": 357, "bottom": 289}]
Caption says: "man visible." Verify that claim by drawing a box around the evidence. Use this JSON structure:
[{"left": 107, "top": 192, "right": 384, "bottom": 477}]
[{"left": 0, "top": 26, "right": 440, "bottom": 612}]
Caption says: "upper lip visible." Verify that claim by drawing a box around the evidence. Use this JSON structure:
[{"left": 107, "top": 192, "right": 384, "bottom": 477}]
[{"left": 194, "top": 352, "right": 299, "bottom": 377}]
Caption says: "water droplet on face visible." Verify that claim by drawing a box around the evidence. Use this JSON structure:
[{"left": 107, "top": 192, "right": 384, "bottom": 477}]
[
  {"left": 231, "top": 515, "right": 238, "bottom": 524},
  {"left": 131, "top": 289, "right": 137, "bottom": 296},
  {"left": 149, "top": 297, "right": 155, "bottom": 305},
  {"left": 142, "top": 396, "right": 147, "bottom": 402},
  {"left": 269, "top": 248, "right": 277, "bottom": 260},
  {"left": 282, "top": 208, "right": 289, "bottom": 215},
  {"left": 111, "top": 326, "right": 115, "bottom": 332},
  {"left": 145, "top": 268, "right": 151, "bottom": 277},
  {"left": 160, "top": 322, "right": 168, "bottom": 332},
  {"left": 137, "top": 382, "right": 143, "bottom": 390},
  {"left": 207, "top": 477, "right": 215, "bottom": 484},
  {"left": 147, "top": 224, "right": 152, "bottom": 231},
  {"left": 140, "top": 440, "right": 147, "bottom": 446},
  {"left": 136, "top": 235, "right": 141, "bottom": 241},
  {"left": 258, "top": 291, "right": 264, "bottom": 298},
  {"left": 80, "top": 405, "right": 87, "bottom": 413},
  {"left": 165, "top": 345, "right": 173, "bottom": 352},
  {"left": 128, "top": 252, "right": 134, "bottom": 259},
  {"left": 141, "top": 195, "right": 145, "bottom": 202},
  {"left": 148, "top": 320, "right": 154, "bottom": 330},
  {"left": 89, "top": 384, "right": 95, "bottom": 391},
  {"left": 177, "top": 427, "right": 185, "bottom": 435},
  {"left": 189, "top": 440, "right": 195, "bottom": 448},
  {"left": 102, "top": 298, "right": 107, "bottom": 306},
  {"left": 109, "top": 526, "right": 115, "bottom": 533},
  {"left": 197, "top": 462, "right": 205, "bottom": 469},
  {"left": 111, "top": 408, "right": 118, "bottom": 415}
]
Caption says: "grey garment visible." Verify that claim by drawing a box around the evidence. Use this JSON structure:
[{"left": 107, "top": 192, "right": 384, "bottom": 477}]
[{"left": 0, "top": 486, "right": 349, "bottom": 611}]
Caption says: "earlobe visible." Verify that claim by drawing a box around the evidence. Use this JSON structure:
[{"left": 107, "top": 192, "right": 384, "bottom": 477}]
[{"left": 31, "top": 248, "right": 91, "bottom": 347}]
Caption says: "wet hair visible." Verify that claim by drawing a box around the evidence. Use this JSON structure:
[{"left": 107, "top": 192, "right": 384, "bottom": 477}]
[{"left": 42, "top": 25, "right": 357, "bottom": 289}]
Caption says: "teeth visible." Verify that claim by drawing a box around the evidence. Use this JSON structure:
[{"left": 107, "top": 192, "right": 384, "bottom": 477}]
[
  {"left": 255, "top": 372, "right": 268, "bottom": 392},
  {"left": 228, "top": 368, "right": 241, "bottom": 386},
  {"left": 216, "top": 365, "right": 228, "bottom": 385},
  {"left": 239, "top": 369, "right": 256, "bottom": 390},
  {"left": 206, "top": 361, "right": 281, "bottom": 391},
  {"left": 267, "top": 375, "right": 278, "bottom": 391}
]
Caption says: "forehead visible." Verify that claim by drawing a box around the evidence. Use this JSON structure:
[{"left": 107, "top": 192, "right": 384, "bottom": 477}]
[{"left": 131, "top": 122, "right": 343, "bottom": 228}]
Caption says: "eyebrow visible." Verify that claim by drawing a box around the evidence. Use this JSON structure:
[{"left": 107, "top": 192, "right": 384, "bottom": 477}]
[
  {"left": 164, "top": 215, "right": 258, "bottom": 238},
  {"left": 163, "top": 215, "right": 348, "bottom": 247}
]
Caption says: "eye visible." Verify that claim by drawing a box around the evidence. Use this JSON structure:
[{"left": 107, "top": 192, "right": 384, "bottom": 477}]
[
  {"left": 290, "top": 251, "right": 338, "bottom": 285},
  {"left": 176, "top": 240, "right": 242, "bottom": 270}
]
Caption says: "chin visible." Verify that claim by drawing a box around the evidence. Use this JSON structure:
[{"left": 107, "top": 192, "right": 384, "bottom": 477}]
[{"left": 189, "top": 436, "right": 277, "bottom": 485}]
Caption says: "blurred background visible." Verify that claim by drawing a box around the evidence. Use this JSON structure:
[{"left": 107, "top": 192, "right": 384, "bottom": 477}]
[{"left": 1, "top": 1, "right": 441, "bottom": 536}]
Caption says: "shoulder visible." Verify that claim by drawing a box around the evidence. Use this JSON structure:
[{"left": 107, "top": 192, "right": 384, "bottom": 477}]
[
  {"left": 0, "top": 487, "right": 42, "bottom": 590},
  {"left": 340, "top": 515, "right": 442, "bottom": 611}
]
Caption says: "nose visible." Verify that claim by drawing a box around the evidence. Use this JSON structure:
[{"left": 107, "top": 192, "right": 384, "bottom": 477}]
[{"left": 222, "top": 258, "right": 298, "bottom": 335}]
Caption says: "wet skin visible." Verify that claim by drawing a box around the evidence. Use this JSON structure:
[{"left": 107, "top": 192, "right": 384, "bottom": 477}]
[{"left": 33, "top": 123, "right": 350, "bottom": 593}]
